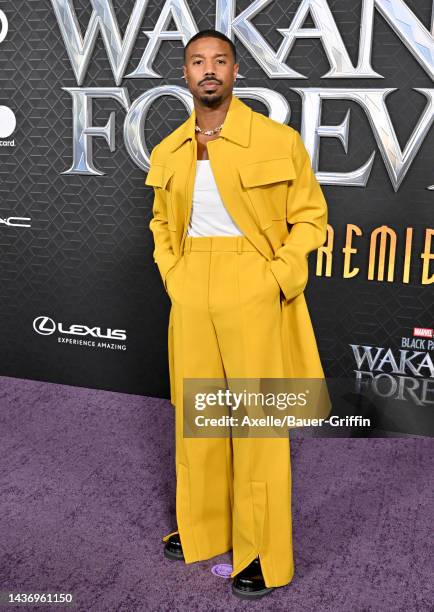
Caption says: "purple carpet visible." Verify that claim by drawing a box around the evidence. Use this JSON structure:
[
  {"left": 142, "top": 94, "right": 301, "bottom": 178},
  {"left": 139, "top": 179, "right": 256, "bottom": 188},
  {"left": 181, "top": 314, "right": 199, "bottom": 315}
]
[{"left": 0, "top": 375, "right": 432, "bottom": 611}]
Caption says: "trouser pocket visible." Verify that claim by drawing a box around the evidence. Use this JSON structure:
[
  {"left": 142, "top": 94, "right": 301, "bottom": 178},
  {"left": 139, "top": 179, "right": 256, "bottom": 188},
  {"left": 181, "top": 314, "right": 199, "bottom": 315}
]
[{"left": 167, "top": 255, "right": 185, "bottom": 302}]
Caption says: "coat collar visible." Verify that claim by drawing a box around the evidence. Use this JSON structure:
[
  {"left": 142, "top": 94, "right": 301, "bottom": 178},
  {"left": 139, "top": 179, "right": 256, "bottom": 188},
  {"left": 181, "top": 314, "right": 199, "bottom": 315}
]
[{"left": 168, "top": 94, "right": 252, "bottom": 152}]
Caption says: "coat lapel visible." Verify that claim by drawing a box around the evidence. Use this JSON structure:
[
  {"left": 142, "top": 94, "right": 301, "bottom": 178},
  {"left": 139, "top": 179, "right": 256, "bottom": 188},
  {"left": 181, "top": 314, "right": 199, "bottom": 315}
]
[{"left": 167, "top": 93, "right": 252, "bottom": 154}]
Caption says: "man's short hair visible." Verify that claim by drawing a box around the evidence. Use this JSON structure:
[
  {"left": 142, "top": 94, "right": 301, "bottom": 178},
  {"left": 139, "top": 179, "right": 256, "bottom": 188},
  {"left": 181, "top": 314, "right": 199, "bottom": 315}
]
[{"left": 184, "top": 29, "right": 237, "bottom": 64}]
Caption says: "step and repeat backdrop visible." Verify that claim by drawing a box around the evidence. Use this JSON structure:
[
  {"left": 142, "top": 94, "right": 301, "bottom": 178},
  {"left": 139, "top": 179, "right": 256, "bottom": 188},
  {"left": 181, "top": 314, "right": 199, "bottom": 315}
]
[{"left": 0, "top": 1, "right": 432, "bottom": 435}]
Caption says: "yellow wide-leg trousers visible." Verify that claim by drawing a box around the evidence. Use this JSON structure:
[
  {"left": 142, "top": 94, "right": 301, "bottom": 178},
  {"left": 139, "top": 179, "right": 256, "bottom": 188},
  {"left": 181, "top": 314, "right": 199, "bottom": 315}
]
[{"left": 161, "top": 235, "right": 294, "bottom": 588}]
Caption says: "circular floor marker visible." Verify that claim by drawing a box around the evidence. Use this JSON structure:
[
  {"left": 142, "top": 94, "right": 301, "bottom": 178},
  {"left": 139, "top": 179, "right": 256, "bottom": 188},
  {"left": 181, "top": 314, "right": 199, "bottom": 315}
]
[{"left": 211, "top": 563, "right": 233, "bottom": 578}]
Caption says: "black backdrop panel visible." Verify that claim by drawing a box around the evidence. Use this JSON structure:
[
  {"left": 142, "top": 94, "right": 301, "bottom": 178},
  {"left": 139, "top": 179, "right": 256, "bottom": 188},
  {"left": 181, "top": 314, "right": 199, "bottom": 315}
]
[{"left": 0, "top": 1, "right": 432, "bottom": 435}]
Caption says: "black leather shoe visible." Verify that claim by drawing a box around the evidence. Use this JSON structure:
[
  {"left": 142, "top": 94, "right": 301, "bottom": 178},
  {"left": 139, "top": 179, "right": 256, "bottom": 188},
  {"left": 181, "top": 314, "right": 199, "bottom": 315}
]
[
  {"left": 163, "top": 533, "right": 184, "bottom": 561},
  {"left": 232, "top": 557, "right": 275, "bottom": 599}
]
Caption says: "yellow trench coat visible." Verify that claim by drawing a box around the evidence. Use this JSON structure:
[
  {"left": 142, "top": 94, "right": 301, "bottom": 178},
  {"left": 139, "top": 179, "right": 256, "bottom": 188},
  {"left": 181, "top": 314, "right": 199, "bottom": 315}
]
[{"left": 146, "top": 94, "right": 329, "bottom": 408}]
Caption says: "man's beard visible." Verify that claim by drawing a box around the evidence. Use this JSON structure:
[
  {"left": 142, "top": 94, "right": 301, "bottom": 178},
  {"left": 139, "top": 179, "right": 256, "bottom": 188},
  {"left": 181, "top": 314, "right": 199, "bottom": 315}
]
[{"left": 199, "top": 93, "right": 223, "bottom": 107}]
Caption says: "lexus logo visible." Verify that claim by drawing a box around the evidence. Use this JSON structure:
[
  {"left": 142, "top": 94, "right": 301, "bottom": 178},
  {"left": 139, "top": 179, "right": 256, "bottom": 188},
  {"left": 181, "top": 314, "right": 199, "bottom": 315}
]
[
  {"left": 33, "top": 316, "right": 56, "bottom": 336},
  {"left": 32, "top": 315, "right": 127, "bottom": 340}
]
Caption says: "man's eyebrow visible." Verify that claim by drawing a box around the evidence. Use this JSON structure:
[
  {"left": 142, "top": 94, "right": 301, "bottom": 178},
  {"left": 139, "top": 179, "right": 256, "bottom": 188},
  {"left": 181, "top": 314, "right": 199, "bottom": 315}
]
[{"left": 190, "top": 53, "right": 229, "bottom": 58}]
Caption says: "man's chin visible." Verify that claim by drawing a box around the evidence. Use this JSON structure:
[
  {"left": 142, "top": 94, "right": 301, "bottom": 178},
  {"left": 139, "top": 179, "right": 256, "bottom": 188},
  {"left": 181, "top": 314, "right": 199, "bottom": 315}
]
[{"left": 199, "top": 93, "right": 223, "bottom": 107}]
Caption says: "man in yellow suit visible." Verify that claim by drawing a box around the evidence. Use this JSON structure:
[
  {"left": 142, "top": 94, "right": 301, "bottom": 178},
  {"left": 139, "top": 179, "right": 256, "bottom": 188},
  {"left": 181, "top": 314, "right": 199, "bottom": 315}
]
[{"left": 146, "top": 29, "right": 329, "bottom": 599}]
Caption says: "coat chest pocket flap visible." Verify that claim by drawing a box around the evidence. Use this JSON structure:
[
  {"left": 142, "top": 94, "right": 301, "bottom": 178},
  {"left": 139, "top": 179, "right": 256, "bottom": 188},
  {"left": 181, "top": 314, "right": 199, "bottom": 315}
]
[
  {"left": 238, "top": 157, "right": 296, "bottom": 228},
  {"left": 145, "top": 163, "right": 174, "bottom": 189},
  {"left": 145, "top": 164, "right": 176, "bottom": 229}
]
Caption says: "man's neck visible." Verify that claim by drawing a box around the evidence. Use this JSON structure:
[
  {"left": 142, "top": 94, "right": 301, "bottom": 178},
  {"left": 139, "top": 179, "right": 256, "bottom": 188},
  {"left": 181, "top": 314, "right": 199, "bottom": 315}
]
[{"left": 194, "top": 94, "right": 232, "bottom": 130}]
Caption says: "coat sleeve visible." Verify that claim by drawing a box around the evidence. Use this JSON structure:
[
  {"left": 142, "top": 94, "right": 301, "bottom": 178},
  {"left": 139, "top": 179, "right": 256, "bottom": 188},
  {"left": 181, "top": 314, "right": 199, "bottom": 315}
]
[
  {"left": 146, "top": 145, "right": 179, "bottom": 292},
  {"left": 269, "top": 129, "right": 328, "bottom": 302}
]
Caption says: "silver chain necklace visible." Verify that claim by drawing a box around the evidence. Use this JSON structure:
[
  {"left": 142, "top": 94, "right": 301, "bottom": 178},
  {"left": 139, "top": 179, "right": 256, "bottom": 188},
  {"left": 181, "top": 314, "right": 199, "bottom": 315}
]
[{"left": 195, "top": 122, "right": 224, "bottom": 136}]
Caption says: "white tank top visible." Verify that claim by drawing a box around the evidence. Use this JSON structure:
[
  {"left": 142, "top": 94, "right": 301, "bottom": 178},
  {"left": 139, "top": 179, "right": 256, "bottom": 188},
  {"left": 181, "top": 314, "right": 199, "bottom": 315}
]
[{"left": 187, "top": 160, "right": 243, "bottom": 236}]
